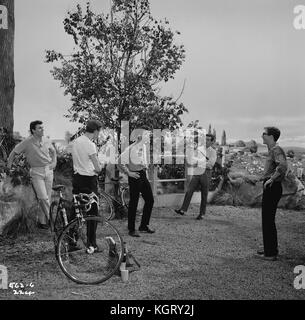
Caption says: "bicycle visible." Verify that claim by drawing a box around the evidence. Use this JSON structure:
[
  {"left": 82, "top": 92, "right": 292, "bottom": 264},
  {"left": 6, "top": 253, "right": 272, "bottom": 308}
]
[
  {"left": 50, "top": 185, "right": 124, "bottom": 285},
  {"left": 97, "top": 175, "right": 144, "bottom": 220}
]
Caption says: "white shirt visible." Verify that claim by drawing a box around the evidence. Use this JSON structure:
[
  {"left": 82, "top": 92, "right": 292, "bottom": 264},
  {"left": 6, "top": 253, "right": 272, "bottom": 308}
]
[
  {"left": 187, "top": 145, "right": 217, "bottom": 175},
  {"left": 206, "top": 146, "right": 217, "bottom": 170},
  {"left": 71, "top": 135, "right": 97, "bottom": 176}
]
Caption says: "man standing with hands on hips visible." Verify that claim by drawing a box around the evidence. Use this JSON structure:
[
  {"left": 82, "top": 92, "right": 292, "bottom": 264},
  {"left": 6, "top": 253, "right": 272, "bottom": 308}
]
[
  {"left": 118, "top": 130, "right": 155, "bottom": 237},
  {"left": 7, "top": 120, "right": 57, "bottom": 229}
]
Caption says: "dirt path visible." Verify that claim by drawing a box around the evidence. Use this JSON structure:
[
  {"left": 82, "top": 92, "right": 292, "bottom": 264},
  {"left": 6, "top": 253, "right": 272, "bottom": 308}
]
[{"left": 0, "top": 205, "right": 305, "bottom": 300}]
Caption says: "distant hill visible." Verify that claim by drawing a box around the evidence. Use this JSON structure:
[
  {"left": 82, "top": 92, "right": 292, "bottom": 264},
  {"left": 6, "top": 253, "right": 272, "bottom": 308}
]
[
  {"left": 282, "top": 146, "right": 305, "bottom": 153},
  {"left": 231, "top": 141, "right": 305, "bottom": 156}
]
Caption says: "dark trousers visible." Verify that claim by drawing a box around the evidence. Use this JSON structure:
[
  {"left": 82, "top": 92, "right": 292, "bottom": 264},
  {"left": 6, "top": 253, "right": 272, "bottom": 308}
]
[
  {"left": 181, "top": 170, "right": 211, "bottom": 215},
  {"left": 261, "top": 180, "right": 283, "bottom": 256},
  {"left": 72, "top": 174, "right": 98, "bottom": 247},
  {"left": 128, "top": 170, "right": 154, "bottom": 231}
]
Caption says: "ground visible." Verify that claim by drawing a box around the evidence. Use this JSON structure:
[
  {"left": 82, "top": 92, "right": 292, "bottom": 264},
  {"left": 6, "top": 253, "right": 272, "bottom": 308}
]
[{"left": 0, "top": 204, "right": 305, "bottom": 300}]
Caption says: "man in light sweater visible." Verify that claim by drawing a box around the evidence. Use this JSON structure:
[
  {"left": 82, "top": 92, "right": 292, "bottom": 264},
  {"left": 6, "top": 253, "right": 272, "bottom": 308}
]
[
  {"left": 175, "top": 133, "right": 217, "bottom": 220},
  {"left": 7, "top": 120, "right": 57, "bottom": 229}
]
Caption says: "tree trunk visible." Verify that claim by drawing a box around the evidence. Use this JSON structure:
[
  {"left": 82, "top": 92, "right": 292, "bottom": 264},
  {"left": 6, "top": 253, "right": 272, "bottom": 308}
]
[{"left": 0, "top": 0, "right": 14, "bottom": 134}]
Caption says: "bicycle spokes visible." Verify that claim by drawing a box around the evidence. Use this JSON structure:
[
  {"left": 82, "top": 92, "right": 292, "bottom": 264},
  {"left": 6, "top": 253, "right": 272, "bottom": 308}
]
[{"left": 56, "top": 217, "right": 123, "bottom": 284}]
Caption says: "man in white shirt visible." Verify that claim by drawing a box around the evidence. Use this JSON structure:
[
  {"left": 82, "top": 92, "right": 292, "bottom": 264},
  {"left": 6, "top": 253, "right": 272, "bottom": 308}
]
[
  {"left": 117, "top": 131, "right": 155, "bottom": 237},
  {"left": 71, "top": 119, "right": 103, "bottom": 252},
  {"left": 175, "top": 133, "right": 217, "bottom": 219}
]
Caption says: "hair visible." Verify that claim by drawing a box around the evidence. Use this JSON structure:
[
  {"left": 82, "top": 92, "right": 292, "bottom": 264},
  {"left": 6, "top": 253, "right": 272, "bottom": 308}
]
[
  {"left": 264, "top": 126, "right": 281, "bottom": 142},
  {"left": 206, "top": 133, "right": 215, "bottom": 142},
  {"left": 85, "top": 120, "right": 103, "bottom": 133},
  {"left": 30, "top": 120, "right": 43, "bottom": 134}
]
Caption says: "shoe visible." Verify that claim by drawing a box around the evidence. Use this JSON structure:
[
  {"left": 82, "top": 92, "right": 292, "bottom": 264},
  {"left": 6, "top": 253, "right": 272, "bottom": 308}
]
[
  {"left": 196, "top": 215, "right": 203, "bottom": 220},
  {"left": 128, "top": 231, "right": 140, "bottom": 237},
  {"left": 86, "top": 245, "right": 99, "bottom": 254},
  {"left": 257, "top": 254, "right": 278, "bottom": 261},
  {"left": 139, "top": 226, "right": 155, "bottom": 234},
  {"left": 174, "top": 209, "right": 184, "bottom": 216},
  {"left": 37, "top": 222, "right": 49, "bottom": 230},
  {"left": 256, "top": 250, "right": 264, "bottom": 255}
]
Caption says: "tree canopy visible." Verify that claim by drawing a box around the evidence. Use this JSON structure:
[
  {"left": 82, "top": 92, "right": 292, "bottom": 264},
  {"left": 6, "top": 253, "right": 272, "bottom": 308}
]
[{"left": 45, "top": 0, "right": 187, "bottom": 138}]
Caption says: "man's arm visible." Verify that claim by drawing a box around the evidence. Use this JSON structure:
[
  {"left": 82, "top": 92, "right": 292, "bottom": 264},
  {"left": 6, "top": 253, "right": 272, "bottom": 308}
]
[
  {"left": 270, "top": 148, "right": 288, "bottom": 182},
  {"left": 7, "top": 139, "right": 27, "bottom": 169},
  {"left": 7, "top": 149, "right": 17, "bottom": 169},
  {"left": 89, "top": 153, "right": 102, "bottom": 174},
  {"left": 49, "top": 143, "right": 57, "bottom": 170},
  {"left": 117, "top": 148, "right": 140, "bottom": 179},
  {"left": 206, "top": 148, "right": 217, "bottom": 169}
]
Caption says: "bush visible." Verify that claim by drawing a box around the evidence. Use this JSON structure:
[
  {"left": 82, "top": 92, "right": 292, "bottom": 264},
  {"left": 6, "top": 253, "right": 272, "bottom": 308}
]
[{"left": 235, "top": 140, "right": 246, "bottom": 147}]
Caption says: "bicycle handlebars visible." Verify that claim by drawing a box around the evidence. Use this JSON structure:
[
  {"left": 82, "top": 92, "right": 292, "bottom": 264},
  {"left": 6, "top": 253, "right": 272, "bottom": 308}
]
[{"left": 73, "top": 192, "right": 99, "bottom": 213}]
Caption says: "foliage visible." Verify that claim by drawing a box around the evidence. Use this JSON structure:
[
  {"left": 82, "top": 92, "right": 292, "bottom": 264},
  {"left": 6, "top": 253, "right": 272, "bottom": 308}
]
[
  {"left": 287, "top": 149, "right": 295, "bottom": 159},
  {"left": 157, "top": 163, "right": 184, "bottom": 180},
  {"left": 235, "top": 140, "right": 246, "bottom": 147},
  {"left": 221, "top": 130, "right": 226, "bottom": 146},
  {"left": 45, "top": 0, "right": 187, "bottom": 136},
  {"left": 55, "top": 149, "right": 73, "bottom": 178},
  {"left": 0, "top": 153, "right": 31, "bottom": 187}
]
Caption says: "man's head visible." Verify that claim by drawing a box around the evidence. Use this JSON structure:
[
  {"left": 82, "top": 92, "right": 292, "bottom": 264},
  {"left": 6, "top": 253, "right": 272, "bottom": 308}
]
[
  {"left": 262, "top": 126, "right": 281, "bottom": 145},
  {"left": 30, "top": 120, "right": 44, "bottom": 137},
  {"left": 206, "top": 134, "right": 215, "bottom": 148},
  {"left": 85, "top": 119, "right": 103, "bottom": 139}
]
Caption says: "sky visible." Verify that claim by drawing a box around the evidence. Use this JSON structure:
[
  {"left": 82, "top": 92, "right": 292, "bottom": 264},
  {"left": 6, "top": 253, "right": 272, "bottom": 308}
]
[{"left": 13, "top": 0, "right": 305, "bottom": 147}]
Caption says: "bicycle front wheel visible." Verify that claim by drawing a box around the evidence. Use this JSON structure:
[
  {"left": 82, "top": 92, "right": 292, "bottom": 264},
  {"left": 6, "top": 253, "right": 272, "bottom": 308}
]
[{"left": 56, "top": 216, "right": 124, "bottom": 285}]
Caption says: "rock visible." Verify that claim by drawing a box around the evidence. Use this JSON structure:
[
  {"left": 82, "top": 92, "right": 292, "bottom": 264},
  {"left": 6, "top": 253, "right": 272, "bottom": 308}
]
[
  {"left": 212, "top": 191, "right": 234, "bottom": 206},
  {"left": 0, "top": 176, "right": 38, "bottom": 235},
  {"left": 0, "top": 200, "right": 20, "bottom": 234}
]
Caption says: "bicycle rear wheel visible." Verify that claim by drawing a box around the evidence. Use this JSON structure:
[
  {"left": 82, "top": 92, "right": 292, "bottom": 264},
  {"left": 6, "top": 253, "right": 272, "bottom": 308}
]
[
  {"left": 56, "top": 216, "right": 123, "bottom": 285},
  {"left": 98, "top": 192, "right": 114, "bottom": 221},
  {"left": 121, "top": 187, "right": 144, "bottom": 216},
  {"left": 50, "top": 201, "right": 66, "bottom": 240},
  {"left": 0, "top": 145, "right": 7, "bottom": 163}
]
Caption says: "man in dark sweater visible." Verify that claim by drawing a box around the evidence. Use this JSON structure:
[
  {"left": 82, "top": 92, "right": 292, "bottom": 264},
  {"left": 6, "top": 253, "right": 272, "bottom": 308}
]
[{"left": 257, "top": 126, "right": 287, "bottom": 261}]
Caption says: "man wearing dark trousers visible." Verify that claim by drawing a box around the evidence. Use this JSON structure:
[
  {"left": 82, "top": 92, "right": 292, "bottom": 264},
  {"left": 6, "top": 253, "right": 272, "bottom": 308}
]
[
  {"left": 175, "top": 133, "right": 217, "bottom": 219},
  {"left": 71, "top": 119, "right": 103, "bottom": 252},
  {"left": 257, "top": 126, "right": 287, "bottom": 261},
  {"left": 118, "top": 131, "right": 154, "bottom": 237}
]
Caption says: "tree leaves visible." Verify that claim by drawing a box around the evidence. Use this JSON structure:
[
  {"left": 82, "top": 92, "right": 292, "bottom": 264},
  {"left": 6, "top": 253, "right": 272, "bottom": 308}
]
[{"left": 45, "top": 0, "right": 187, "bottom": 137}]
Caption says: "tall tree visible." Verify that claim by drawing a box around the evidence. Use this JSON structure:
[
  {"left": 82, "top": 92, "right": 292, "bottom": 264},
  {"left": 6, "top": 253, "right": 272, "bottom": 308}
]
[
  {"left": 221, "top": 130, "right": 226, "bottom": 146},
  {"left": 213, "top": 128, "right": 216, "bottom": 141},
  {"left": 0, "top": 0, "right": 14, "bottom": 135},
  {"left": 208, "top": 124, "right": 212, "bottom": 135},
  {"left": 45, "top": 0, "right": 187, "bottom": 142}
]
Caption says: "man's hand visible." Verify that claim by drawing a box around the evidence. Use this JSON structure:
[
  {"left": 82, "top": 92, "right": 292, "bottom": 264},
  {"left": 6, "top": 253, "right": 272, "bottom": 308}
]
[
  {"left": 264, "top": 178, "right": 273, "bottom": 189},
  {"left": 49, "top": 163, "right": 56, "bottom": 170},
  {"left": 128, "top": 171, "right": 140, "bottom": 179}
]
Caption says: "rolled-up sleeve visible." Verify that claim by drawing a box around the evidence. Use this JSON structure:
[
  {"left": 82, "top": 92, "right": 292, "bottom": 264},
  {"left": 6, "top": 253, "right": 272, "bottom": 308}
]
[{"left": 271, "top": 148, "right": 287, "bottom": 181}]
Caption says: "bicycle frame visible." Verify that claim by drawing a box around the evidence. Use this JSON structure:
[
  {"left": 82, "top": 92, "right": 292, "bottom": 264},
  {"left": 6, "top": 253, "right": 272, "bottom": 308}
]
[{"left": 98, "top": 178, "right": 128, "bottom": 207}]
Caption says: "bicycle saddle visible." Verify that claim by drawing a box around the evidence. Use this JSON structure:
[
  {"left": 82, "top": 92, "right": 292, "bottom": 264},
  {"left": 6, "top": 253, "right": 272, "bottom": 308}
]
[{"left": 52, "top": 185, "right": 65, "bottom": 191}]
